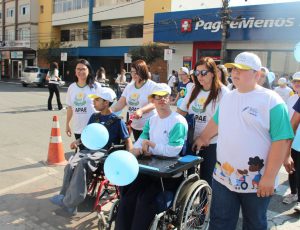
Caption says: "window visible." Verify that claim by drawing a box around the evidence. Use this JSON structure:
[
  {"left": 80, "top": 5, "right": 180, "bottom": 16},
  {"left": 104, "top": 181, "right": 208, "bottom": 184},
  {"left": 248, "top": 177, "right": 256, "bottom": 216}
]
[
  {"left": 61, "top": 30, "right": 70, "bottom": 42},
  {"left": 54, "top": 0, "right": 89, "bottom": 13},
  {"left": 20, "top": 5, "right": 30, "bottom": 16},
  {"left": 18, "top": 29, "right": 30, "bottom": 40},
  {"left": 6, "top": 30, "right": 14, "bottom": 41},
  {"left": 61, "top": 28, "right": 88, "bottom": 42},
  {"left": 126, "top": 24, "right": 143, "bottom": 38},
  {"left": 40, "top": 5, "right": 44, "bottom": 14},
  {"left": 7, "top": 8, "right": 14, "bottom": 18},
  {"left": 100, "top": 26, "right": 112, "bottom": 40}
]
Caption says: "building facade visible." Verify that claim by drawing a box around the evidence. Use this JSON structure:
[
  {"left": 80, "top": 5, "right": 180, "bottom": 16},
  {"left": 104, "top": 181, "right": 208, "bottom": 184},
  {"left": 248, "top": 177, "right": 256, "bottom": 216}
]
[
  {"left": 0, "top": 0, "right": 38, "bottom": 79},
  {"left": 154, "top": 1, "right": 300, "bottom": 78}
]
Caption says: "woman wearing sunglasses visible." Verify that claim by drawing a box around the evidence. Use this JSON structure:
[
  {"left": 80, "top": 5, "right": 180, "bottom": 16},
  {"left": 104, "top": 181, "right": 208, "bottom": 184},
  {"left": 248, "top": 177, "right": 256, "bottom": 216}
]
[{"left": 177, "top": 57, "right": 229, "bottom": 186}]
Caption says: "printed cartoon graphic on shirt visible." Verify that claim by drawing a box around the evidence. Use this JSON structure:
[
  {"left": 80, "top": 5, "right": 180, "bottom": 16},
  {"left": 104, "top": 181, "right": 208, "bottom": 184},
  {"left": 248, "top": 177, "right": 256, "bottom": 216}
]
[
  {"left": 221, "top": 162, "right": 234, "bottom": 185},
  {"left": 235, "top": 169, "right": 249, "bottom": 190},
  {"left": 214, "top": 161, "right": 222, "bottom": 176},
  {"left": 179, "top": 87, "right": 187, "bottom": 98},
  {"left": 248, "top": 156, "right": 264, "bottom": 189},
  {"left": 128, "top": 93, "right": 140, "bottom": 106}
]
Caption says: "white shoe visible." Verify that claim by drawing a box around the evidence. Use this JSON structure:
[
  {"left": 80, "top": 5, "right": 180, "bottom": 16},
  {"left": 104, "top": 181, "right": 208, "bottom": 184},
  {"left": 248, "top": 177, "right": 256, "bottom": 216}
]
[
  {"left": 294, "top": 202, "right": 300, "bottom": 212},
  {"left": 282, "top": 194, "right": 298, "bottom": 204}
]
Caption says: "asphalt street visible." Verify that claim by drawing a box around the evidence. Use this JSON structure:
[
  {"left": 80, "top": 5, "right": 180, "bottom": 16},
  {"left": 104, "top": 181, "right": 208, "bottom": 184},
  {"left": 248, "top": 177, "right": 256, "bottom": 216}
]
[{"left": 0, "top": 81, "right": 299, "bottom": 229}]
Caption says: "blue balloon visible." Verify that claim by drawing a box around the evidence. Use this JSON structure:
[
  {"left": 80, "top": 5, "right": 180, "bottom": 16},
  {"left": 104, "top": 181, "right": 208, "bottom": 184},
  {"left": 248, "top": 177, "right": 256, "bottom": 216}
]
[
  {"left": 81, "top": 123, "right": 109, "bottom": 150},
  {"left": 267, "top": 72, "right": 275, "bottom": 84},
  {"left": 104, "top": 150, "right": 139, "bottom": 186},
  {"left": 294, "top": 42, "right": 300, "bottom": 62},
  {"left": 177, "top": 98, "right": 183, "bottom": 107}
]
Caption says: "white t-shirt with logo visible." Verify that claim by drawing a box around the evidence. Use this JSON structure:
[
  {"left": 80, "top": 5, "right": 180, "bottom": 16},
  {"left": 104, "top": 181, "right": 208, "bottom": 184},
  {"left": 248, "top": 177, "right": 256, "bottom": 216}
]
[
  {"left": 179, "top": 85, "right": 229, "bottom": 143},
  {"left": 122, "top": 79, "right": 157, "bottom": 130},
  {"left": 134, "top": 112, "right": 188, "bottom": 157},
  {"left": 66, "top": 82, "right": 102, "bottom": 134},
  {"left": 274, "top": 86, "right": 294, "bottom": 103},
  {"left": 212, "top": 86, "right": 293, "bottom": 193}
]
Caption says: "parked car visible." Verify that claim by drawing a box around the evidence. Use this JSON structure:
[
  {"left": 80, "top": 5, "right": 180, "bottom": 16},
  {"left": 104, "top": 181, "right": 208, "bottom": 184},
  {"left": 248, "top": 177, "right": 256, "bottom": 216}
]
[{"left": 21, "top": 66, "right": 49, "bottom": 87}]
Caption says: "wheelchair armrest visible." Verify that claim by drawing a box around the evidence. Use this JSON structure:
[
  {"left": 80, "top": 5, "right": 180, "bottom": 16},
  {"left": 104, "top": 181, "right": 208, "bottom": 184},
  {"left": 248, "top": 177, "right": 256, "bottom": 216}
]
[{"left": 107, "top": 144, "right": 126, "bottom": 154}]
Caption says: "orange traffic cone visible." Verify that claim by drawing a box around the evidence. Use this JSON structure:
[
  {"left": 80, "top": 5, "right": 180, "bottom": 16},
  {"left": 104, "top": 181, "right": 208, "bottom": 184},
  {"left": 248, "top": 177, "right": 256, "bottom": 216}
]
[{"left": 47, "top": 115, "right": 67, "bottom": 166}]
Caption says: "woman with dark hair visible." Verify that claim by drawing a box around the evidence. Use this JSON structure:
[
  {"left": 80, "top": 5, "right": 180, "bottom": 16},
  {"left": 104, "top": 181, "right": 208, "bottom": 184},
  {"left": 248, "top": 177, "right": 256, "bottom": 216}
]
[
  {"left": 217, "top": 64, "right": 229, "bottom": 86},
  {"left": 65, "top": 59, "right": 102, "bottom": 150},
  {"left": 177, "top": 57, "right": 229, "bottom": 186},
  {"left": 111, "top": 59, "right": 157, "bottom": 140},
  {"left": 46, "top": 62, "right": 63, "bottom": 110}
]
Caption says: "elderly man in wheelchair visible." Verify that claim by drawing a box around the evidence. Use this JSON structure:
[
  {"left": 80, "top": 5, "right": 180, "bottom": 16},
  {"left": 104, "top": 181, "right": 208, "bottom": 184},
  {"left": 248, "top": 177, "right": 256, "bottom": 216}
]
[
  {"left": 50, "top": 88, "right": 132, "bottom": 216},
  {"left": 113, "top": 83, "right": 212, "bottom": 230}
]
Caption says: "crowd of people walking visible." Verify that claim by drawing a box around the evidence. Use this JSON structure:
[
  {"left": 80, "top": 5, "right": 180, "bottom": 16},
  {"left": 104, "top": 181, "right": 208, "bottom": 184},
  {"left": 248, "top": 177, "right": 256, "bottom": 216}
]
[{"left": 47, "top": 51, "right": 300, "bottom": 230}]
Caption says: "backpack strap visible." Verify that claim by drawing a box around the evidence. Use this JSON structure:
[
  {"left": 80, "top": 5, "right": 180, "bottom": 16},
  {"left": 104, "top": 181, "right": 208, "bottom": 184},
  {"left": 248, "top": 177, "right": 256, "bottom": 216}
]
[
  {"left": 103, "top": 114, "right": 121, "bottom": 129},
  {"left": 93, "top": 113, "right": 121, "bottom": 129}
]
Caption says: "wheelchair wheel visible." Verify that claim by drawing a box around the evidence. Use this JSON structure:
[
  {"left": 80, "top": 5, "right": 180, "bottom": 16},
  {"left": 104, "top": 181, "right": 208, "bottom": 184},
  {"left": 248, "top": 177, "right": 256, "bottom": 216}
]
[
  {"left": 178, "top": 180, "right": 212, "bottom": 230},
  {"left": 107, "top": 199, "right": 119, "bottom": 230}
]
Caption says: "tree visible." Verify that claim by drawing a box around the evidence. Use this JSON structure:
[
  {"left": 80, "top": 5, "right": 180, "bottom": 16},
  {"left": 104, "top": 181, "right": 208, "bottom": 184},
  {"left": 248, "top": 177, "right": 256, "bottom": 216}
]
[
  {"left": 37, "top": 41, "right": 72, "bottom": 65},
  {"left": 129, "top": 43, "right": 166, "bottom": 64}
]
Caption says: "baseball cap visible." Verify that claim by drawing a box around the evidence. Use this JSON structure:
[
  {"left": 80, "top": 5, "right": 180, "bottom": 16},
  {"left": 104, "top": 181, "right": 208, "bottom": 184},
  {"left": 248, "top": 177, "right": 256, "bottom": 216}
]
[
  {"left": 224, "top": 52, "right": 262, "bottom": 71},
  {"left": 180, "top": 67, "right": 189, "bottom": 75},
  {"left": 149, "top": 83, "right": 171, "bottom": 99},
  {"left": 260, "top": 67, "right": 269, "bottom": 76},
  {"left": 278, "top": 77, "right": 287, "bottom": 85},
  {"left": 292, "top": 72, "right": 300, "bottom": 81},
  {"left": 88, "top": 87, "right": 116, "bottom": 102}
]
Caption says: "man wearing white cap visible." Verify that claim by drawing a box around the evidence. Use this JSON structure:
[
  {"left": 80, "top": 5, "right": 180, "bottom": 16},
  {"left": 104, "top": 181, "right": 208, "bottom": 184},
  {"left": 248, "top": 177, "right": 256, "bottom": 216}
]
[
  {"left": 116, "top": 83, "right": 188, "bottom": 230},
  {"left": 50, "top": 87, "right": 132, "bottom": 216},
  {"left": 193, "top": 52, "right": 294, "bottom": 230},
  {"left": 274, "top": 77, "right": 294, "bottom": 103}
]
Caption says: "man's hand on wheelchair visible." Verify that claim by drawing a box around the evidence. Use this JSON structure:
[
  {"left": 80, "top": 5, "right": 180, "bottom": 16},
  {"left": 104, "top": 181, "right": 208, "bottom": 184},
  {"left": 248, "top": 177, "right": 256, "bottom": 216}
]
[{"left": 192, "top": 136, "right": 209, "bottom": 153}]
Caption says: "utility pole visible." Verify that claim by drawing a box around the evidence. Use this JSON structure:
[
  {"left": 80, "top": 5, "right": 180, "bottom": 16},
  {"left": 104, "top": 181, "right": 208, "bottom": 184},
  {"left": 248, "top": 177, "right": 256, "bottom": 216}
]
[
  {"left": 220, "top": 0, "right": 248, "bottom": 63},
  {"left": 220, "top": 0, "right": 230, "bottom": 64}
]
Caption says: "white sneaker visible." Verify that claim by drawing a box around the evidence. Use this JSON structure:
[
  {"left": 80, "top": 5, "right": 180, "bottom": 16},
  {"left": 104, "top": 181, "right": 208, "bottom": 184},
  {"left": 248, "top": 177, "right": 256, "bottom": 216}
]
[
  {"left": 294, "top": 202, "right": 300, "bottom": 212},
  {"left": 282, "top": 194, "right": 298, "bottom": 204}
]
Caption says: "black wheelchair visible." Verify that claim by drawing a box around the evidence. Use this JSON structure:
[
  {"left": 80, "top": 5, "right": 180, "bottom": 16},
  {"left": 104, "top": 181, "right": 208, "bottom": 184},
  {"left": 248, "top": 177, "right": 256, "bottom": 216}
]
[{"left": 98, "top": 155, "right": 212, "bottom": 230}]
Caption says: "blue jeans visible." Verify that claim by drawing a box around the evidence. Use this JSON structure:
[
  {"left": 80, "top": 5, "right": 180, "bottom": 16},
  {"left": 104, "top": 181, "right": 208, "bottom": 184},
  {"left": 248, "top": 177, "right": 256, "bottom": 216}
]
[{"left": 209, "top": 179, "right": 271, "bottom": 230}]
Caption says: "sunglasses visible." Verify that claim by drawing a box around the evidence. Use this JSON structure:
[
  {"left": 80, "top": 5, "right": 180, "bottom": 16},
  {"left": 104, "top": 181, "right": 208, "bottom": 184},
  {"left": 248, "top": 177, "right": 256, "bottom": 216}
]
[
  {"left": 153, "top": 94, "right": 169, "bottom": 100},
  {"left": 194, "top": 70, "right": 210, "bottom": 77}
]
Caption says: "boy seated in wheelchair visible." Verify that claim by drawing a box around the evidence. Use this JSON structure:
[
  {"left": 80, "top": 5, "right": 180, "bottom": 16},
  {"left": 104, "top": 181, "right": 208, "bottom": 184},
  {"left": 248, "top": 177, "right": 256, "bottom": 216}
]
[
  {"left": 50, "top": 87, "right": 132, "bottom": 216},
  {"left": 115, "top": 83, "right": 188, "bottom": 230}
]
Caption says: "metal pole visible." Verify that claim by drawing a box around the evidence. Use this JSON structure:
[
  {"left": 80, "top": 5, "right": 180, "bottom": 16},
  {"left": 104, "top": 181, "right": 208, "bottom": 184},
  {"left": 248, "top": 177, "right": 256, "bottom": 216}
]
[
  {"left": 62, "top": 61, "right": 64, "bottom": 80},
  {"left": 220, "top": 0, "right": 229, "bottom": 64}
]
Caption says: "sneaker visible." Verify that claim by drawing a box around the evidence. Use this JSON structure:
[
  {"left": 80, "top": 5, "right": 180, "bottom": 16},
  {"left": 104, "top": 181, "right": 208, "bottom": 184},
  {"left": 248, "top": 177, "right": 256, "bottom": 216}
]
[
  {"left": 50, "top": 194, "right": 64, "bottom": 207},
  {"left": 294, "top": 202, "right": 300, "bottom": 212},
  {"left": 282, "top": 194, "right": 298, "bottom": 204}
]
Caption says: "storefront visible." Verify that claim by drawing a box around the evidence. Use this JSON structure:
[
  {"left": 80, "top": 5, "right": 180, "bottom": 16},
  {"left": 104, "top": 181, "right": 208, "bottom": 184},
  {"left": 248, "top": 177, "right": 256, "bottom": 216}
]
[
  {"left": 154, "top": 1, "right": 300, "bottom": 77},
  {"left": 0, "top": 48, "right": 36, "bottom": 79}
]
